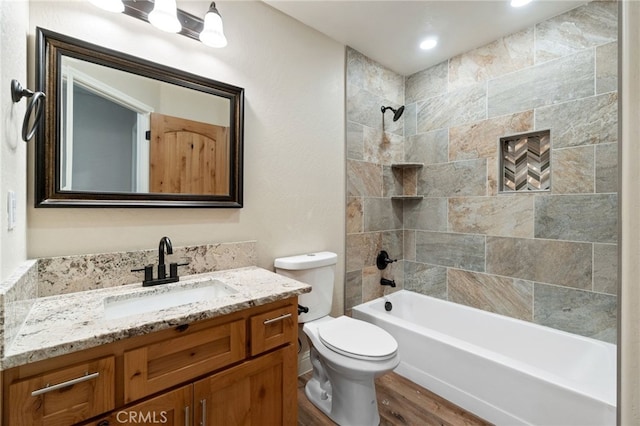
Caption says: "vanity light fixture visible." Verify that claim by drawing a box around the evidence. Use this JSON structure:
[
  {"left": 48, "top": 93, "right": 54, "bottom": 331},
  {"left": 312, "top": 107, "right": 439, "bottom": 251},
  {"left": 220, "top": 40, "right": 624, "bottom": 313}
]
[
  {"left": 87, "top": 0, "right": 228, "bottom": 48},
  {"left": 199, "top": 2, "right": 227, "bottom": 48},
  {"left": 148, "top": 0, "right": 182, "bottom": 33},
  {"left": 88, "top": 0, "right": 124, "bottom": 13}
]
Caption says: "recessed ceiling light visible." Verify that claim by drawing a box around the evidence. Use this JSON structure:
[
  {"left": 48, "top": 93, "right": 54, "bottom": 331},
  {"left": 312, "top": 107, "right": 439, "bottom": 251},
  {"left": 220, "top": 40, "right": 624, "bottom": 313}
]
[
  {"left": 511, "top": 0, "right": 533, "bottom": 7},
  {"left": 420, "top": 38, "right": 438, "bottom": 50}
]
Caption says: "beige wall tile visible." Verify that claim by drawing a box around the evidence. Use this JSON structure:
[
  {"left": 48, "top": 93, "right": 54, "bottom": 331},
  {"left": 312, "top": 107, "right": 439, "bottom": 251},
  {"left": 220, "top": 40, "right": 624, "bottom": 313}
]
[
  {"left": 448, "top": 269, "right": 533, "bottom": 321},
  {"left": 535, "top": 1, "right": 617, "bottom": 64},
  {"left": 488, "top": 50, "right": 594, "bottom": 118},
  {"left": 536, "top": 92, "right": 618, "bottom": 149},
  {"left": 449, "top": 111, "right": 533, "bottom": 162},
  {"left": 597, "top": 41, "right": 618, "bottom": 94},
  {"left": 486, "top": 237, "right": 592, "bottom": 289},
  {"left": 551, "top": 146, "right": 595, "bottom": 194},
  {"left": 449, "top": 195, "right": 534, "bottom": 238},
  {"left": 449, "top": 27, "right": 534, "bottom": 90}
]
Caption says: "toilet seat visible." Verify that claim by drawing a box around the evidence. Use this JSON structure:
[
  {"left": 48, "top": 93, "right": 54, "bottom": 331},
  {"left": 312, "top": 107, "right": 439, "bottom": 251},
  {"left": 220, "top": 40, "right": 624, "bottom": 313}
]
[{"left": 317, "top": 316, "right": 398, "bottom": 361}]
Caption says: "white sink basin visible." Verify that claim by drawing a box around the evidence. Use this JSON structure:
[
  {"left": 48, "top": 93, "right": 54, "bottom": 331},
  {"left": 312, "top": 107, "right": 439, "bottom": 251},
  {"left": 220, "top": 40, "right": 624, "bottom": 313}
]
[{"left": 103, "top": 279, "right": 238, "bottom": 320}]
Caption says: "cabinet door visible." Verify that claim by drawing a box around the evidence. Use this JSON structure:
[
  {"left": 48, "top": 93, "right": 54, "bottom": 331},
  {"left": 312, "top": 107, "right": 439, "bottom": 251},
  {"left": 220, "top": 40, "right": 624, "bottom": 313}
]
[
  {"left": 193, "top": 346, "right": 297, "bottom": 426},
  {"left": 83, "top": 385, "right": 192, "bottom": 426},
  {"left": 8, "top": 356, "right": 114, "bottom": 426}
]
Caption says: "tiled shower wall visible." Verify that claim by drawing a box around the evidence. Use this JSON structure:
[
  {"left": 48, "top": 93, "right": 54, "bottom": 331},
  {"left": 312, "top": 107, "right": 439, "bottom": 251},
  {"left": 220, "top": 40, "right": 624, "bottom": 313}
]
[
  {"left": 346, "top": 48, "right": 406, "bottom": 310},
  {"left": 346, "top": 0, "right": 618, "bottom": 343}
]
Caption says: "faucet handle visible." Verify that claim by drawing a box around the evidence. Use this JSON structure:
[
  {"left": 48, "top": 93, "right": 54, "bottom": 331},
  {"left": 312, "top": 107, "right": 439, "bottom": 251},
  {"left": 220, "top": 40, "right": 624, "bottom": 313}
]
[
  {"left": 131, "top": 265, "right": 154, "bottom": 283},
  {"left": 376, "top": 251, "right": 397, "bottom": 270},
  {"left": 169, "top": 262, "right": 190, "bottom": 279}
]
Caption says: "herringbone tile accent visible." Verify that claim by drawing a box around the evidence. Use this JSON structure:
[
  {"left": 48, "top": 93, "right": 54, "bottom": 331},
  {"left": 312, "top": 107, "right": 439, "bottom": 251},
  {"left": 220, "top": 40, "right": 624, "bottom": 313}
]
[{"left": 501, "top": 131, "right": 550, "bottom": 191}]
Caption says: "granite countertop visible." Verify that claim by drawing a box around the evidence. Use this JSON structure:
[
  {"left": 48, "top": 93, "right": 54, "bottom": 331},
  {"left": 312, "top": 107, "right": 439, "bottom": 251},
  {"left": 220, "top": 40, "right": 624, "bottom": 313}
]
[{"left": 2, "top": 266, "right": 310, "bottom": 370}]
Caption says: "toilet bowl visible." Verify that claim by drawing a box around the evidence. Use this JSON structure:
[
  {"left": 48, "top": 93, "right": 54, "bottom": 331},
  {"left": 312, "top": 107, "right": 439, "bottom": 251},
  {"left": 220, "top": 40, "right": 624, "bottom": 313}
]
[
  {"left": 303, "top": 316, "right": 400, "bottom": 425},
  {"left": 274, "top": 251, "right": 399, "bottom": 426}
]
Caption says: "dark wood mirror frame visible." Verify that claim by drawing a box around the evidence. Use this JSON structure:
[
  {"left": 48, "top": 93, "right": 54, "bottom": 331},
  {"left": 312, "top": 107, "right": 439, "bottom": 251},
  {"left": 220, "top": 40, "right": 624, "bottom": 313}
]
[{"left": 35, "top": 27, "right": 244, "bottom": 208}]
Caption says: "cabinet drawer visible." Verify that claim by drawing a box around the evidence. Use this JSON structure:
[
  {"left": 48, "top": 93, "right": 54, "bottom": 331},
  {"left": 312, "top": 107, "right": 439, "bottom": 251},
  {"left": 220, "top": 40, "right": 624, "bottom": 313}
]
[
  {"left": 8, "top": 356, "right": 115, "bottom": 426},
  {"left": 249, "top": 304, "right": 296, "bottom": 356},
  {"left": 124, "top": 319, "right": 245, "bottom": 402}
]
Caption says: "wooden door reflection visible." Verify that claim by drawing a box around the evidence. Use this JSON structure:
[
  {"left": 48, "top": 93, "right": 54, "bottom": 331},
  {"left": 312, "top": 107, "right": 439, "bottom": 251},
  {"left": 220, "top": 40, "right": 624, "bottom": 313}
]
[{"left": 150, "top": 113, "right": 229, "bottom": 195}]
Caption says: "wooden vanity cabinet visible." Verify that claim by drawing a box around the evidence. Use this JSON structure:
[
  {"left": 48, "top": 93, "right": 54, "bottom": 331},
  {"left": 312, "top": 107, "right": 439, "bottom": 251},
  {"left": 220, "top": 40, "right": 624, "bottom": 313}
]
[{"left": 2, "top": 297, "right": 298, "bottom": 426}]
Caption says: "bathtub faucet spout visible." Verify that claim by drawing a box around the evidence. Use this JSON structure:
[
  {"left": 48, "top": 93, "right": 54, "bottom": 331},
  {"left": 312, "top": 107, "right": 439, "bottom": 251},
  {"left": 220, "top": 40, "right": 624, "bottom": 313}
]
[{"left": 380, "top": 278, "right": 396, "bottom": 287}]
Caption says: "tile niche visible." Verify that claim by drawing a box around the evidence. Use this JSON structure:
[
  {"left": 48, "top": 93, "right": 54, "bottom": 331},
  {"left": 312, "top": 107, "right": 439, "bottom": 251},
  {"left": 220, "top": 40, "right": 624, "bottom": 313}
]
[{"left": 500, "top": 130, "right": 551, "bottom": 192}]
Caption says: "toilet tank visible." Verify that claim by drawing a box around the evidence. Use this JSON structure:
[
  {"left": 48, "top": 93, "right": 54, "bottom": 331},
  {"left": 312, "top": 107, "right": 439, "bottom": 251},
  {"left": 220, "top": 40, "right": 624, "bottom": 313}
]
[{"left": 274, "top": 251, "right": 337, "bottom": 323}]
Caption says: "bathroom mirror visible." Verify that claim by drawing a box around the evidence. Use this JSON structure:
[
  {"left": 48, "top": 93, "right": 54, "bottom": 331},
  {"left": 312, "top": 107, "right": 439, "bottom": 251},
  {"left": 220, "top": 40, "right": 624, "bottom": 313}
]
[{"left": 35, "top": 27, "right": 244, "bottom": 207}]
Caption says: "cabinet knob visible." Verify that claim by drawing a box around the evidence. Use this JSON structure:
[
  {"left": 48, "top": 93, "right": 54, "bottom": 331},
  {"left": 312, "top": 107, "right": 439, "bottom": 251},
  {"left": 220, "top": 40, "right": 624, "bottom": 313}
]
[{"left": 175, "top": 323, "right": 190, "bottom": 332}]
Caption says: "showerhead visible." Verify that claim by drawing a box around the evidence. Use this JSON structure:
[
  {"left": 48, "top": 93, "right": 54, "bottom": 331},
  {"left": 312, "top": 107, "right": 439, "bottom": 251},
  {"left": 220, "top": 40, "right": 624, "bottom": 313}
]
[{"left": 381, "top": 105, "right": 405, "bottom": 122}]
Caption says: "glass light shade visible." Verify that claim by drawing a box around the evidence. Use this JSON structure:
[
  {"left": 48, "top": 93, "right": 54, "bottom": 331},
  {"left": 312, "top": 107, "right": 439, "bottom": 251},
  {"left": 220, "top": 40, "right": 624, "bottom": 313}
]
[
  {"left": 199, "top": 5, "right": 227, "bottom": 48},
  {"left": 148, "top": 0, "right": 182, "bottom": 33},
  {"left": 88, "top": 0, "right": 124, "bottom": 13}
]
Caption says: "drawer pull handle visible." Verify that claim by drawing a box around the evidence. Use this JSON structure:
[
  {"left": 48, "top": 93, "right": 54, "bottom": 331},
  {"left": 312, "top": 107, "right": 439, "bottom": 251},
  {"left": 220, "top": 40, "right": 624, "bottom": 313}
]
[
  {"left": 185, "top": 405, "right": 190, "bottom": 425},
  {"left": 263, "top": 313, "right": 292, "bottom": 325},
  {"left": 200, "top": 399, "right": 207, "bottom": 426},
  {"left": 31, "top": 371, "right": 99, "bottom": 396}
]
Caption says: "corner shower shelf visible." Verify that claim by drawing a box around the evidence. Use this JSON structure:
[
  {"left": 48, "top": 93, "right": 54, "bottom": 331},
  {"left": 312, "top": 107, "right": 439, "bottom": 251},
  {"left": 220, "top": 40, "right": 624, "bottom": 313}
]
[
  {"left": 391, "top": 195, "right": 424, "bottom": 201},
  {"left": 390, "top": 163, "right": 424, "bottom": 200},
  {"left": 390, "top": 162, "right": 424, "bottom": 169}
]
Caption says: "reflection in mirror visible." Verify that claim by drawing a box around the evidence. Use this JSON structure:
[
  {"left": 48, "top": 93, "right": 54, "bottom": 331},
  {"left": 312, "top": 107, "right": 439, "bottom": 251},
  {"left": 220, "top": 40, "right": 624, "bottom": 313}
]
[
  {"left": 61, "top": 57, "right": 231, "bottom": 195},
  {"left": 36, "top": 27, "right": 244, "bottom": 207}
]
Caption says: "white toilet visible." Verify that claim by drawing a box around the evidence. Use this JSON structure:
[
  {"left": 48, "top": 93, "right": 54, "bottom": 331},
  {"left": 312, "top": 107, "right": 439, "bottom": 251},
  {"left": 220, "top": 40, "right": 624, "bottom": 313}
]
[{"left": 275, "top": 251, "right": 399, "bottom": 426}]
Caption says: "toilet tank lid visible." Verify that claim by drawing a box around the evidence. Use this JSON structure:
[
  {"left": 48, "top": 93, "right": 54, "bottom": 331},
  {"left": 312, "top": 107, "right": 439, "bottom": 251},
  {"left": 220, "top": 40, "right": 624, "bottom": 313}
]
[{"left": 274, "top": 251, "right": 337, "bottom": 270}]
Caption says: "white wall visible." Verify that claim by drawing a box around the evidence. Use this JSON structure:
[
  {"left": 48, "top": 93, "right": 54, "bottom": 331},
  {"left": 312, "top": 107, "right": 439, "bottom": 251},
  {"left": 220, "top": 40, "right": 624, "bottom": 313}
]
[
  {"left": 1, "top": 0, "right": 29, "bottom": 282},
  {"left": 25, "top": 1, "right": 346, "bottom": 314},
  {"left": 619, "top": 1, "right": 640, "bottom": 423}
]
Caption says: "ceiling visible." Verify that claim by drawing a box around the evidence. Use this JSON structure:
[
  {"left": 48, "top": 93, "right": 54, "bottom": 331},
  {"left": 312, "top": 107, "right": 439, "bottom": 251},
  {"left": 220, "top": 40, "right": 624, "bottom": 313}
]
[{"left": 263, "top": 0, "right": 588, "bottom": 76}]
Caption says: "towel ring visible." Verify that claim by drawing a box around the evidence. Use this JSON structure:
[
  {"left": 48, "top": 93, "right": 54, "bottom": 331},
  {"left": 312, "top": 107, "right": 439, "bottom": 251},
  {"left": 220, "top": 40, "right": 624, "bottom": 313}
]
[{"left": 11, "top": 79, "right": 46, "bottom": 142}]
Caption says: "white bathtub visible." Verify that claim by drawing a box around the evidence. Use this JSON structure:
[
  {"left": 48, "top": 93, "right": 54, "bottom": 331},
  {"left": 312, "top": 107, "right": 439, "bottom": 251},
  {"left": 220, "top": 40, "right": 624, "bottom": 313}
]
[{"left": 352, "top": 290, "right": 616, "bottom": 426}]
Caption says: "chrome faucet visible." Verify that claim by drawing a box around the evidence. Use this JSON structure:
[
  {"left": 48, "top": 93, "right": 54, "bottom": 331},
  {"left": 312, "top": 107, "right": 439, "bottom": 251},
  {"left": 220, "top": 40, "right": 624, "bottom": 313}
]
[{"left": 158, "top": 236, "right": 173, "bottom": 280}]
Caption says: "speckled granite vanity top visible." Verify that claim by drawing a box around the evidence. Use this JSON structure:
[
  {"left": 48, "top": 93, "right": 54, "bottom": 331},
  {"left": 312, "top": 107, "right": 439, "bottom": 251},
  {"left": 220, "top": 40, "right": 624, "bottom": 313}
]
[{"left": 2, "top": 267, "right": 310, "bottom": 369}]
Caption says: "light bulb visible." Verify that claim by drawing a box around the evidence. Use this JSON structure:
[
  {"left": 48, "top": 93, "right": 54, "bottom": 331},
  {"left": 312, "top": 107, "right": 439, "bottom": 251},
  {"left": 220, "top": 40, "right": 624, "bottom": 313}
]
[{"left": 148, "top": 0, "right": 182, "bottom": 33}]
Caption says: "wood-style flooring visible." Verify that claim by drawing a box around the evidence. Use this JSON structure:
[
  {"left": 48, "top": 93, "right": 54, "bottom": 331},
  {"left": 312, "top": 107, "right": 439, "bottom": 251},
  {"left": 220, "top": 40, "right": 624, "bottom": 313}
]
[{"left": 297, "top": 371, "right": 492, "bottom": 426}]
